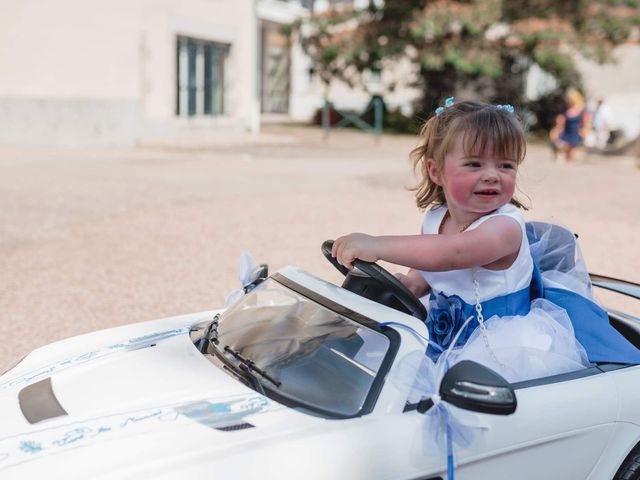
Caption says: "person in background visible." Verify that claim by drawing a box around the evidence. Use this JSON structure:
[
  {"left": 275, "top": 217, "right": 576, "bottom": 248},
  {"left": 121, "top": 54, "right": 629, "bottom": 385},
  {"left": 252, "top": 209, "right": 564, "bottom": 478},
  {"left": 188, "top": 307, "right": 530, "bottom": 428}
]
[
  {"left": 587, "top": 98, "right": 614, "bottom": 149},
  {"left": 549, "top": 89, "right": 591, "bottom": 163}
]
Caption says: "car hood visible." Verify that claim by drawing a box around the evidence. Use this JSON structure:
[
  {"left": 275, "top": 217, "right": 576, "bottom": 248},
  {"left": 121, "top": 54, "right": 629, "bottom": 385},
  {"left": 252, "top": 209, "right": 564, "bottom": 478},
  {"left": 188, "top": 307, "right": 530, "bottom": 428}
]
[{"left": 0, "top": 313, "right": 354, "bottom": 479}]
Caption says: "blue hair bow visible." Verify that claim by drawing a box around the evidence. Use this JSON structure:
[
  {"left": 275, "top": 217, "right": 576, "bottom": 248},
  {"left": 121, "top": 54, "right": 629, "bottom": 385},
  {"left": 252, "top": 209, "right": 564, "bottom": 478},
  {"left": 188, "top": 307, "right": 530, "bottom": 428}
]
[
  {"left": 495, "top": 104, "right": 515, "bottom": 113},
  {"left": 435, "top": 97, "right": 455, "bottom": 116}
]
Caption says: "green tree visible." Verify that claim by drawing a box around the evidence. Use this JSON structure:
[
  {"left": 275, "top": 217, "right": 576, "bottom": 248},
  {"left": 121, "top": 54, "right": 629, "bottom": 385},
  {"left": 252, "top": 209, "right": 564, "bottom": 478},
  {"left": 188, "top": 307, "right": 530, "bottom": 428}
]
[{"left": 297, "top": 0, "right": 640, "bottom": 126}]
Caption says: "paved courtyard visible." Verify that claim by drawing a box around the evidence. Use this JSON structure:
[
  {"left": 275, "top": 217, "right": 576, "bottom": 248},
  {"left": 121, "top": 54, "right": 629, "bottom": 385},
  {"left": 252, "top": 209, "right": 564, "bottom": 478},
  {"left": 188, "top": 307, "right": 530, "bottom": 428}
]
[{"left": 1, "top": 125, "right": 639, "bottom": 371}]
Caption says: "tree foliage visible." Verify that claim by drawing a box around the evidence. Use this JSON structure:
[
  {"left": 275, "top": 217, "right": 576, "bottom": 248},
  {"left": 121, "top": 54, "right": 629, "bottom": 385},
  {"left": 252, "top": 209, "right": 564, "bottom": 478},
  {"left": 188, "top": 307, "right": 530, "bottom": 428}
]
[{"left": 297, "top": 0, "right": 640, "bottom": 122}]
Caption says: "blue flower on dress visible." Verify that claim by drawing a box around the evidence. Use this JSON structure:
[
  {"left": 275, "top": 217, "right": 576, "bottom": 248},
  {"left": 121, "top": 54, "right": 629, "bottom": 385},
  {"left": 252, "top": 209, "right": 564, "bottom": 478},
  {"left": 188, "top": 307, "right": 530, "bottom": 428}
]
[{"left": 427, "top": 293, "right": 468, "bottom": 350}]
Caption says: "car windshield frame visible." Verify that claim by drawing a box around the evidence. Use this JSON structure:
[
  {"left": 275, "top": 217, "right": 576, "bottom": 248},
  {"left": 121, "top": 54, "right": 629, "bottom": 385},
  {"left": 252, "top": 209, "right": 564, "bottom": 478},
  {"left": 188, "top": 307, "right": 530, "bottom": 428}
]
[{"left": 203, "top": 273, "right": 400, "bottom": 419}]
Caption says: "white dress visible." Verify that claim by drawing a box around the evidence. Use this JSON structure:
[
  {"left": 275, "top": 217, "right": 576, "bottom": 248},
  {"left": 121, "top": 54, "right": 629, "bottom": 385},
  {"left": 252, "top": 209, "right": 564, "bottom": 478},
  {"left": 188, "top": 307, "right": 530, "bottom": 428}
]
[{"left": 420, "top": 204, "right": 589, "bottom": 383}]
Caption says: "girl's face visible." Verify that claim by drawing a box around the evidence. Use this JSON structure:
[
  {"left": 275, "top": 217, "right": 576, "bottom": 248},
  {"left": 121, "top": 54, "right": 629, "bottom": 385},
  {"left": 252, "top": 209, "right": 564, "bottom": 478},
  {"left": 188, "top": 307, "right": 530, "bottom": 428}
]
[{"left": 429, "top": 136, "right": 518, "bottom": 217}]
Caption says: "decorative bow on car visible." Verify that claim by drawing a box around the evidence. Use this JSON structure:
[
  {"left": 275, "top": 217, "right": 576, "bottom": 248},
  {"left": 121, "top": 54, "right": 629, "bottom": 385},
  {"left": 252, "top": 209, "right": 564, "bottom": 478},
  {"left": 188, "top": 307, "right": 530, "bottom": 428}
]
[
  {"left": 388, "top": 314, "right": 516, "bottom": 480},
  {"left": 224, "top": 251, "right": 269, "bottom": 308}
]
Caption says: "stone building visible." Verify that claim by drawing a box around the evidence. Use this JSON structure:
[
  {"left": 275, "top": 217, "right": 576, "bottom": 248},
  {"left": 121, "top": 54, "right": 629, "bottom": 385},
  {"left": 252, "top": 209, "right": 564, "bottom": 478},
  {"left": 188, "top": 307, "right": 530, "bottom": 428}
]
[{"left": 0, "top": 0, "right": 309, "bottom": 147}]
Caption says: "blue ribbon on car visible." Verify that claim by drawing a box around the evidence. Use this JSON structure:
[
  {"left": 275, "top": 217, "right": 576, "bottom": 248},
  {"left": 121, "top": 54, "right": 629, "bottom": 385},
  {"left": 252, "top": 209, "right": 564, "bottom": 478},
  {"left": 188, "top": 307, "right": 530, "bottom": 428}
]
[{"left": 386, "top": 315, "right": 480, "bottom": 480}]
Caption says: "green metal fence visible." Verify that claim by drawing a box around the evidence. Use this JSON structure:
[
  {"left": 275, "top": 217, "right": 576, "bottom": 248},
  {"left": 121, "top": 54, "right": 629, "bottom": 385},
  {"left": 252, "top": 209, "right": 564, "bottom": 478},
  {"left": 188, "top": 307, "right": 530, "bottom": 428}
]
[{"left": 322, "top": 97, "right": 384, "bottom": 140}]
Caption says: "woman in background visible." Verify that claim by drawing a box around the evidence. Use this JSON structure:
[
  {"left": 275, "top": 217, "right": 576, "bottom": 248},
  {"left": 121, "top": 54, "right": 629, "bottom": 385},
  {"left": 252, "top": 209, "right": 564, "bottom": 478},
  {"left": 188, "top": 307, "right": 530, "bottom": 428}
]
[{"left": 550, "top": 89, "right": 591, "bottom": 163}]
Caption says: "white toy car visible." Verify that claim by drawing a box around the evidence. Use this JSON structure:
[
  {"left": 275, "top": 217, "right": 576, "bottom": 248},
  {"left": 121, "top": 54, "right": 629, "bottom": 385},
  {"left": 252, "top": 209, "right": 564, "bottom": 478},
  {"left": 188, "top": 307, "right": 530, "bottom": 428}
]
[{"left": 1, "top": 241, "right": 639, "bottom": 480}]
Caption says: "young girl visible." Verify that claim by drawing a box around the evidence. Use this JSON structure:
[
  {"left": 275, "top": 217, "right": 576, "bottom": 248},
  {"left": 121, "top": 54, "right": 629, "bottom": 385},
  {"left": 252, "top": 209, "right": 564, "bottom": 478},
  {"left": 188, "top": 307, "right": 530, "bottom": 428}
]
[
  {"left": 549, "top": 89, "right": 591, "bottom": 163},
  {"left": 332, "top": 99, "right": 592, "bottom": 382}
]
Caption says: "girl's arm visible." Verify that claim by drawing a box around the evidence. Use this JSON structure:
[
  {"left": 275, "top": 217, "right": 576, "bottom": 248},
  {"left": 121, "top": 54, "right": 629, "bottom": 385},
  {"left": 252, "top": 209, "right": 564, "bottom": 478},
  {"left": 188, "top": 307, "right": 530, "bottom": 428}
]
[
  {"left": 393, "top": 225, "right": 430, "bottom": 297},
  {"left": 332, "top": 215, "right": 522, "bottom": 272},
  {"left": 549, "top": 114, "right": 565, "bottom": 141},
  {"left": 580, "top": 110, "right": 592, "bottom": 140}
]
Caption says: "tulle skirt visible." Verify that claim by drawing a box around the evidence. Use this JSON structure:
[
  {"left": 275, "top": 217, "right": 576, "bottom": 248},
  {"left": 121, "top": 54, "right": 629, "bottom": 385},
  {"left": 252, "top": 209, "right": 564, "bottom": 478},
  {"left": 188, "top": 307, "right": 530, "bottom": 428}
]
[{"left": 446, "top": 298, "right": 590, "bottom": 383}]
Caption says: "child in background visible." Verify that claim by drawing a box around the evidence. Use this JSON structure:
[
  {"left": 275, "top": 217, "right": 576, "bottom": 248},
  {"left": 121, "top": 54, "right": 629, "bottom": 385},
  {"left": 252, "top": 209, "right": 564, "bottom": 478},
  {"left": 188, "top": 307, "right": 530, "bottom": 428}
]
[
  {"left": 332, "top": 98, "right": 590, "bottom": 382},
  {"left": 549, "top": 89, "right": 591, "bottom": 163}
]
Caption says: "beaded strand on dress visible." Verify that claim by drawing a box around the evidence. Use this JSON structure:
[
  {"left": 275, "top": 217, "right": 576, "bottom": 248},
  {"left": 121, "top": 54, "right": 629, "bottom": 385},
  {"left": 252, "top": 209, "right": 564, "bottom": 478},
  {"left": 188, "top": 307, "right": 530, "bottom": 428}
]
[
  {"left": 443, "top": 208, "right": 506, "bottom": 369},
  {"left": 471, "top": 268, "right": 506, "bottom": 368}
]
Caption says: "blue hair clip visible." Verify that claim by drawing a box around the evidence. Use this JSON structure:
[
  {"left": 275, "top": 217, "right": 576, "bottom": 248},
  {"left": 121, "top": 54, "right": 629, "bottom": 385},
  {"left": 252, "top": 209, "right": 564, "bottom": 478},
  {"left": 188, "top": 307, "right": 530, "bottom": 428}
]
[
  {"left": 435, "top": 97, "right": 455, "bottom": 116},
  {"left": 496, "top": 104, "right": 515, "bottom": 113}
]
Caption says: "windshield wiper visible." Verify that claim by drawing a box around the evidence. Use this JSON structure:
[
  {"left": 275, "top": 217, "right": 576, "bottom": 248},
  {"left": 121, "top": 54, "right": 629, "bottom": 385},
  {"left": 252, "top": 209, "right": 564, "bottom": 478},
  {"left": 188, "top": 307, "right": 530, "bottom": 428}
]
[
  {"left": 198, "top": 314, "right": 279, "bottom": 394},
  {"left": 223, "top": 346, "right": 282, "bottom": 388},
  {"left": 198, "top": 314, "right": 220, "bottom": 353},
  {"left": 221, "top": 358, "right": 267, "bottom": 396}
]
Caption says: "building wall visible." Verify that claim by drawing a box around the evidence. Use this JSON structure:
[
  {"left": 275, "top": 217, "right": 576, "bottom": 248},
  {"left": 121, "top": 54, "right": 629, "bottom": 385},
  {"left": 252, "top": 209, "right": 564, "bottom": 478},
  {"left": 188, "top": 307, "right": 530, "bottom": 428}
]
[
  {"left": 0, "top": 0, "right": 258, "bottom": 147},
  {"left": 256, "top": 0, "right": 309, "bottom": 120},
  {"left": 0, "top": 0, "right": 141, "bottom": 99},
  {"left": 289, "top": 36, "right": 324, "bottom": 121},
  {"left": 141, "top": 0, "right": 259, "bottom": 135},
  {"left": 0, "top": 0, "right": 143, "bottom": 146},
  {"left": 577, "top": 44, "right": 640, "bottom": 138}
]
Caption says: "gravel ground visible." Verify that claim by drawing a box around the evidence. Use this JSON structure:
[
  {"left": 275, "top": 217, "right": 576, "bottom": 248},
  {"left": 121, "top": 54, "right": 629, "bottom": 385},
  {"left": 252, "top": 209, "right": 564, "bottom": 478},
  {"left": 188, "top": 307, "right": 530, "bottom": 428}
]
[{"left": 1, "top": 125, "right": 639, "bottom": 371}]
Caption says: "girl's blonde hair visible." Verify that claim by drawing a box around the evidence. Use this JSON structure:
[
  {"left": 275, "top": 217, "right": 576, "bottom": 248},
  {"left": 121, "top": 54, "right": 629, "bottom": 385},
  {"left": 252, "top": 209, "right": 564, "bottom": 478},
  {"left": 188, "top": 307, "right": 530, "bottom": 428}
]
[
  {"left": 566, "top": 88, "right": 585, "bottom": 109},
  {"left": 410, "top": 100, "right": 527, "bottom": 210}
]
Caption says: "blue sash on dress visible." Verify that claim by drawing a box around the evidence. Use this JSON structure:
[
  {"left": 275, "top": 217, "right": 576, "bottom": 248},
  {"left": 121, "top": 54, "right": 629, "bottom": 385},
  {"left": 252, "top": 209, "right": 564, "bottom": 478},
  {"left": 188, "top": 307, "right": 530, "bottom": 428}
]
[
  {"left": 426, "top": 265, "right": 640, "bottom": 365},
  {"left": 530, "top": 264, "right": 640, "bottom": 365},
  {"left": 426, "top": 221, "right": 640, "bottom": 365},
  {"left": 426, "top": 288, "right": 530, "bottom": 361}
]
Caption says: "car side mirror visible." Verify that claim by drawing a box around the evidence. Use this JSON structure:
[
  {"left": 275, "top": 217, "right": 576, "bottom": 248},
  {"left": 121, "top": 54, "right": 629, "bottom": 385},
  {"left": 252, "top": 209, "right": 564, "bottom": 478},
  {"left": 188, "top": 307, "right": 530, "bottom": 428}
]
[{"left": 438, "top": 360, "right": 517, "bottom": 415}]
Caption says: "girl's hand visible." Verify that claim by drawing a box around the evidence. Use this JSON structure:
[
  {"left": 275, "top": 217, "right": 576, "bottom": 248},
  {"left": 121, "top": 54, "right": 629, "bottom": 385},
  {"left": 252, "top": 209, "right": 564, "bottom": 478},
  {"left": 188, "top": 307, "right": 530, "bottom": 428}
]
[
  {"left": 332, "top": 233, "right": 380, "bottom": 269},
  {"left": 394, "top": 269, "right": 430, "bottom": 297}
]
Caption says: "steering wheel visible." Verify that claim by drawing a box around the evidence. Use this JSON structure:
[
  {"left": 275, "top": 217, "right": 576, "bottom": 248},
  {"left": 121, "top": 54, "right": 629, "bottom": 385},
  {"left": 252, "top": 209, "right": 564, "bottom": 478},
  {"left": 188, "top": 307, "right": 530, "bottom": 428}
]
[{"left": 321, "top": 240, "right": 427, "bottom": 320}]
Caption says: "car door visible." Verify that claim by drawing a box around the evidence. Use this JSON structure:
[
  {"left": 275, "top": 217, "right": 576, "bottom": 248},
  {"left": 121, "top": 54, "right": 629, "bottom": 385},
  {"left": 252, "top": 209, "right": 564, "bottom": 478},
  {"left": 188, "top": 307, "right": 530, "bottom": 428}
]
[
  {"left": 447, "top": 368, "right": 618, "bottom": 479},
  {"left": 402, "top": 368, "right": 618, "bottom": 479}
]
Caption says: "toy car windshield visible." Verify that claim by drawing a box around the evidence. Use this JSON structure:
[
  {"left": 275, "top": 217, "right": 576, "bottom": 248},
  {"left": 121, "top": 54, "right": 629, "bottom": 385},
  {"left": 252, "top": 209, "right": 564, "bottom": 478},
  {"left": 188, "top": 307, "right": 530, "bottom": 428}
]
[{"left": 209, "top": 278, "right": 395, "bottom": 418}]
